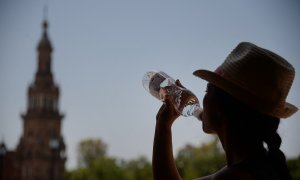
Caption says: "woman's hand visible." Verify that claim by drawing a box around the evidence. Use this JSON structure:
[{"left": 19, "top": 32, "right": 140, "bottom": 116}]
[
  {"left": 156, "top": 95, "right": 180, "bottom": 127},
  {"left": 156, "top": 80, "right": 185, "bottom": 127}
]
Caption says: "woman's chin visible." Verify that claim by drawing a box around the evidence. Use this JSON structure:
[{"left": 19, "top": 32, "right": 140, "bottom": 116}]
[{"left": 202, "top": 125, "right": 214, "bottom": 134}]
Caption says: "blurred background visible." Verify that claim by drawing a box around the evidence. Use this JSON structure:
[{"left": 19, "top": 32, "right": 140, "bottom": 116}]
[{"left": 1, "top": 0, "right": 300, "bottom": 179}]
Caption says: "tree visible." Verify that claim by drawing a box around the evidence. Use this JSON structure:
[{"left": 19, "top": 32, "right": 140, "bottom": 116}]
[
  {"left": 175, "top": 137, "right": 226, "bottom": 179},
  {"left": 287, "top": 156, "right": 300, "bottom": 180},
  {"left": 68, "top": 138, "right": 152, "bottom": 180},
  {"left": 88, "top": 157, "right": 126, "bottom": 179},
  {"left": 122, "top": 156, "right": 152, "bottom": 180},
  {"left": 77, "top": 138, "right": 107, "bottom": 167}
]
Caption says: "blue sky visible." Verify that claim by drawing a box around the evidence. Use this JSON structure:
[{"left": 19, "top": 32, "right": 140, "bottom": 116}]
[{"left": 1, "top": 1, "right": 299, "bottom": 170}]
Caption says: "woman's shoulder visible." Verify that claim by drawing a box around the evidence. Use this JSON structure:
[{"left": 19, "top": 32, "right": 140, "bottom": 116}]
[
  {"left": 194, "top": 166, "right": 253, "bottom": 180},
  {"left": 212, "top": 166, "right": 253, "bottom": 180}
]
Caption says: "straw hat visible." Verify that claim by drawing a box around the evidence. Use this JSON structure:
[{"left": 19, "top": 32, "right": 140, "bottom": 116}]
[{"left": 193, "top": 42, "right": 298, "bottom": 118}]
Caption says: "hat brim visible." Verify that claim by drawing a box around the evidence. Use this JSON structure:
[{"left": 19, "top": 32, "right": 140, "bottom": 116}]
[{"left": 193, "top": 69, "right": 298, "bottom": 119}]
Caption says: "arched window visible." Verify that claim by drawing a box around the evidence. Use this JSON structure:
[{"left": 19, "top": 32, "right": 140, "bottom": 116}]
[
  {"left": 45, "top": 96, "right": 50, "bottom": 110},
  {"left": 53, "top": 99, "right": 58, "bottom": 111},
  {"left": 28, "top": 96, "right": 33, "bottom": 110},
  {"left": 38, "top": 94, "right": 45, "bottom": 109},
  {"left": 33, "top": 96, "right": 38, "bottom": 109}
]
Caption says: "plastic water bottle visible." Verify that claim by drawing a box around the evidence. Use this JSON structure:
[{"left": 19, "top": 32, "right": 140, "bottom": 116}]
[{"left": 142, "top": 70, "right": 202, "bottom": 117}]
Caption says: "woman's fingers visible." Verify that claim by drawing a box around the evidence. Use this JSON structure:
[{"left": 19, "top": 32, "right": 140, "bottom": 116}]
[
  {"left": 175, "top": 79, "right": 186, "bottom": 89},
  {"left": 156, "top": 94, "right": 180, "bottom": 123}
]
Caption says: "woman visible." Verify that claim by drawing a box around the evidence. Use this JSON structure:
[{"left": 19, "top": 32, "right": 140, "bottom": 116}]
[{"left": 152, "top": 42, "right": 298, "bottom": 180}]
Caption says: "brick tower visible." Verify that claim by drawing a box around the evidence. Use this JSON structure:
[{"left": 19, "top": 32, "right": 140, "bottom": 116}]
[{"left": 15, "top": 19, "right": 66, "bottom": 180}]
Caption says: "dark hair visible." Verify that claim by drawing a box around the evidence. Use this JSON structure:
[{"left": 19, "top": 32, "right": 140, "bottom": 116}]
[{"left": 210, "top": 84, "right": 292, "bottom": 180}]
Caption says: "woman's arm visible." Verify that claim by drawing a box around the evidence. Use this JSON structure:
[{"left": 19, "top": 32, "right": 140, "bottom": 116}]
[
  {"left": 152, "top": 98, "right": 181, "bottom": 180},
  {"left": 153, "top": 121, "right": 181, "bottom": 180}
]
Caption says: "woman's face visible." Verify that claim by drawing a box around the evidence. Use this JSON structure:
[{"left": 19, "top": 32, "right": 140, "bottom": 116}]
[{"left": 200, "top": 83, "right": 223, "bottom": 134}]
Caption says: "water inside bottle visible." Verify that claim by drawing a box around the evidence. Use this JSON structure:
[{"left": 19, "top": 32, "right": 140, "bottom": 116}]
[
  {"left": 159, "top": 85, "right": 202, "bottom": 117},
  {"left": 143, "top": 71, "right": 202, "bottom": 117},
  {"left": 182, "top": 103, "right": 202, "bottom": 117}
]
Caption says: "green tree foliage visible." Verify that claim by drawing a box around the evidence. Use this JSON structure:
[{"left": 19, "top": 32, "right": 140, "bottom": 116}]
[
  {"left": 65, "top": 156, "right": 153, "bottom": 180},
  {"left": 287, "top": 156, "right": 300, "bottom": 180},
  {"left": 66, "top": 137, "right": 300, "bottom": 180},
  {"left": 65, "top": 157, "right": 125, "bottom": 180},
  {"left": 66, "top": 138, "right": 152, "bottom": 180},
  {"left": 122, "top": 156, "right": 152, "bottom": 180},
  {"left": 64, "top": 168, "right": 90, "bottom": 180},
  {"left": 77, "top": 138, "right": 107, "bottom": 167},
  {"left": 175, "top": 137, "right": 226, "bottom": 179}
]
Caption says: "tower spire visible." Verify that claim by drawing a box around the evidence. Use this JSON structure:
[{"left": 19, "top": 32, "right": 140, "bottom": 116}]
[
  {"left": 38, "top": 20, "right": 52, "bottom": 51},
  {"left": 36, "top": 11, "right": 53, "bottom": 78},
  {"left": 43, "top": 2, "right": 48, "bottom": 21},
  {"left": 38, "top": 2, "right": 52, "bottom": 52},
  {"left": 43, "top": 3, "right": 48, "bottom": 31}
]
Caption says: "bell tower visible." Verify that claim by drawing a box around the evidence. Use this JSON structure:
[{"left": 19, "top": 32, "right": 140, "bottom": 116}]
[{"left": 16, "top": 19, "right": 66, "bottom": 180}]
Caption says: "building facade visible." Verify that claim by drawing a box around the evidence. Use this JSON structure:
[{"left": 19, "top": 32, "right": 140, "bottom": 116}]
[{"left": 0, "top": 19, "right": 66, "bottom": 180}]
